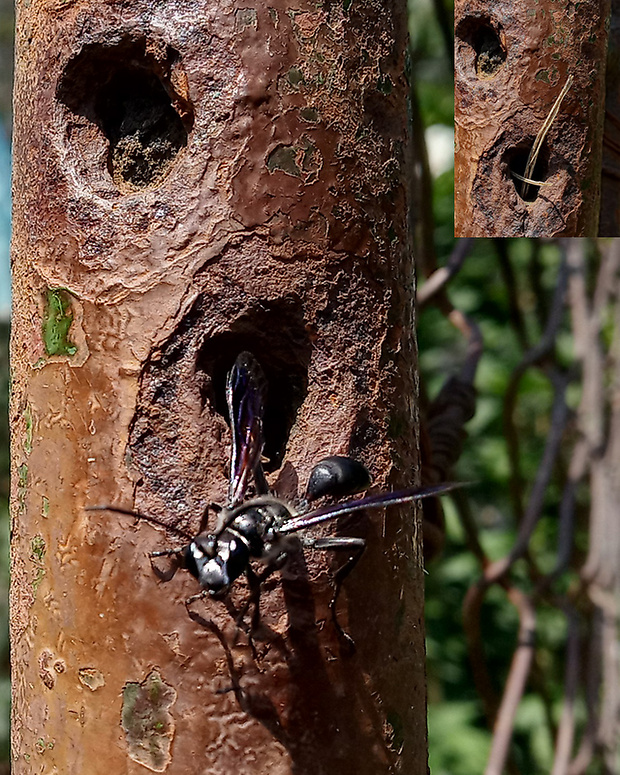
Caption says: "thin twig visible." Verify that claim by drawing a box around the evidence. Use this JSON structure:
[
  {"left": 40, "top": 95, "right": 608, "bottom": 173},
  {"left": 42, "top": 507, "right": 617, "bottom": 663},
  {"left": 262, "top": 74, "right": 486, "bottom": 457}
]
[
  {"left": 485, "top": 589, "right": 536, "bottom": 775},
  {"left": 417, "top": 238, "right": 475, "bottom": 306},
  {"left": 503, "top": 249, "right": 569, "bottom": 522},
  {"left": 495, "top": 239, "right": 530, "bottom": 351},
  {"left": 551, "top": 606, "right": 580, "bottom": 775}
]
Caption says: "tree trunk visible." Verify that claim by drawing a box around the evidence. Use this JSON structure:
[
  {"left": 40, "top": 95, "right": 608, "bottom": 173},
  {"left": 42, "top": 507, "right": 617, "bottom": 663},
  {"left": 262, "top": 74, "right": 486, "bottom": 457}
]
[
  {"left": 455, "top": 0, "right": 610, "bottom": 237},
  {"left": 600, "top": 0, "right": 620, "bottom": 235},
  {"left": 10, "top": 3, "right": 425, "bottom": 774}
]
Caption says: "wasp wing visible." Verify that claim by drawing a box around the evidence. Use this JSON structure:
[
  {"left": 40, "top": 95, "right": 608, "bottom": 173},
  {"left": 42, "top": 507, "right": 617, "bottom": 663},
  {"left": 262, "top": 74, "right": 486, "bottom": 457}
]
[
  {"left": 278, "top": 482, "right": 462, "bottom": 534},
  {"left": 226, "top": 352, "right": 268, "bottom": 506}
]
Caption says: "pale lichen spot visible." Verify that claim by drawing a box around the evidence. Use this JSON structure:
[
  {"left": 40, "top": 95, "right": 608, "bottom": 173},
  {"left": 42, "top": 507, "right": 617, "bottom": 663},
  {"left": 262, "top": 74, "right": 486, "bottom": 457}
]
[
  {"left": 122, "top": 671, "right": 177, "bottom": 772},
  {"left": 78, "top": 667, "right": 105, "bottom": 691},
  {"left": 235, "top": 8, "right": 258, "bottom": 30}
]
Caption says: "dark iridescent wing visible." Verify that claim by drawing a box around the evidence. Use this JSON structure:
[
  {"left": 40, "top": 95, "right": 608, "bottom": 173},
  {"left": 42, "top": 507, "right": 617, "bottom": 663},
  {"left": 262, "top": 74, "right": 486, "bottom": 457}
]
[
  {"left": 226, "top": 352, "right": 268, "bottom": 506},
  {"left": 278, "top": 482, "right": 462, "bottom": 534}
]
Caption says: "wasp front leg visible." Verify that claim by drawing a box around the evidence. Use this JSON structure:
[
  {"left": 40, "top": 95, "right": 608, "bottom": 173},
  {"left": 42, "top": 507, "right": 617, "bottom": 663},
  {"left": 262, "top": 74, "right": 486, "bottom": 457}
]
[
  {"left": 243, "top": 554, "right": 290, "bottom": 633},
  {"left": 149, "top": 546, "right": 186, "bottom": 582}
]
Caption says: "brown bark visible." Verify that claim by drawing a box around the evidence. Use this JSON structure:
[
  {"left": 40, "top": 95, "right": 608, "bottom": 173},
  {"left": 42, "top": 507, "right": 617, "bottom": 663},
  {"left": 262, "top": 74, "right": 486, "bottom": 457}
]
[
  {"left": 455, "top": 0, "right": 610, "bottom": 237},
  {"left": 10, "top": 2, "right": 425, "bottom": 774},
  {"left": 600, "top": 0, "right": 620, "bottom": 235}
]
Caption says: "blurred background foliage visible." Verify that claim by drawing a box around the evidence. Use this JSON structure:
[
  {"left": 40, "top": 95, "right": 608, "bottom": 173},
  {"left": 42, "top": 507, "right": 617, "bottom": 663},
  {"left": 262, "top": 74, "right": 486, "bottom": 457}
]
[
  {"left": 0, "top": 0, "right": 605, "bottom": 773},
  {"left": 409, "top": 1, "right": 602, "bottom": 774}
]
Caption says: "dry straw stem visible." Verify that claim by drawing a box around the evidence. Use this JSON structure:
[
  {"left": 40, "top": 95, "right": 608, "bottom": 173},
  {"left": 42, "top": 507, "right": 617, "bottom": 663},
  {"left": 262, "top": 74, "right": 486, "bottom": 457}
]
[
  {"left": 510, "top": 170, "right": 553, "bottom": 187},
  {"left": 520, "top": 74, "right": 574, "bottom": 200}
]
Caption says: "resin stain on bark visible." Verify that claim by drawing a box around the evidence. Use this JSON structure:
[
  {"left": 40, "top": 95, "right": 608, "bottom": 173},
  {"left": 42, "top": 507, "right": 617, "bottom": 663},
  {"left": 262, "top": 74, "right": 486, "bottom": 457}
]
[{"left": 121, "top": 671, "right": 177, "bottom": 772}]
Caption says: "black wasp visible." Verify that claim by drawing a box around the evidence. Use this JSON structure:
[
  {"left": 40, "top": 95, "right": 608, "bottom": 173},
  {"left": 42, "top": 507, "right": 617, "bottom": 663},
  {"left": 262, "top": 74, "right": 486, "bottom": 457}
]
[{"left": 92, "top": 352, "right": 456, "bottom": 642}]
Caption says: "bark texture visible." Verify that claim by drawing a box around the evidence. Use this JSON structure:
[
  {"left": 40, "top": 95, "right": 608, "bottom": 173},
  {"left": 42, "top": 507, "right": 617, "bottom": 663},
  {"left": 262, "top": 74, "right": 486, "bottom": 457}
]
[
  {"left": 10, "top": 2, "right": 424, "bottom": 774},
  {"left": 455, "top": 0, "right": 610, "bottom": 237},
  {"left": 600, "top": 0, "right": 620, "bottom": 234}
]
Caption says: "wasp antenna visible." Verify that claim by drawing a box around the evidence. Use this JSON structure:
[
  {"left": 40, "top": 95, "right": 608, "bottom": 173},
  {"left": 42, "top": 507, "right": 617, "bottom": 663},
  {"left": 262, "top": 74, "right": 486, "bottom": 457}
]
[{"left": 86, "top": 505, "right": 192, "bottom": 540}]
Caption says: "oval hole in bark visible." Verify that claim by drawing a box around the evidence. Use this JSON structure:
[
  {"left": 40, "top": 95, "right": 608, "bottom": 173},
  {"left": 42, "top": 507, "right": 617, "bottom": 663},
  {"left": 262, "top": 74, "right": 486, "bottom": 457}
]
[
  {"left": 456, "top": 17, "right": 506, "bottom": 79},
  {"left": 57, "top": 38, "right": 193, "bottom": 190},
  {"left": 195, "top": 301, "right": 311, "bottom": 471},
  {"left": 505, "top": 142, "right": 550, "bottom": 202}
]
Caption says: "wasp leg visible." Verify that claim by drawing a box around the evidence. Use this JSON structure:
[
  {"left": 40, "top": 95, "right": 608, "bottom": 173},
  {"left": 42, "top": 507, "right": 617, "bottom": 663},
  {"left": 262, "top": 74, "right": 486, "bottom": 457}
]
[
  {"left": 185, "top": 589, "right": 209, "bottom": 607},
  {"left": 304, "top": 536, "right": 366, "bottom": 653},
  {"left": 149, "top": 547, "right": 185, "bottom": 582},
  {"left": 184, "top": 592, "right": 248, "bottom": 648},
  {"left": 253, "top": 460, "right": 269, "bottom": 496},
  {"left": 243, "top": 555, "right": 289, "bottom": 633},
  {"left": 198, "top": 502, "right": 223, "bottom": 533},
  {"left": 184, "top": 605, "right": 248, "bottom": 699}
]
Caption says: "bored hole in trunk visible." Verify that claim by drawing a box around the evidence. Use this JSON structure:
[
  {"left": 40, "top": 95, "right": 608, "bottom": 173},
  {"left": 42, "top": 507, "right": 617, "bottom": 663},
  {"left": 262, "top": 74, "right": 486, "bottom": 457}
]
[
  {"left": 195, "top": 303, "right": 311, "bottom": 472},
  {"left": 456, "top": 17, "right": 506, "bottom": 79},
  {"left": 57, "top": 37, "right": 193, "bottom": 190},
  {"left": 505, "top": 142, "right": 550, "bottom": 202}
]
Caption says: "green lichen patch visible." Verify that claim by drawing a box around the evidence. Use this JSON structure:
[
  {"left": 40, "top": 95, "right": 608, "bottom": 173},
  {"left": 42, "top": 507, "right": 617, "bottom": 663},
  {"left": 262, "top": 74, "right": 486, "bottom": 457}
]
[
  {"left": 287, "top": 66, "right": 304, "bottom": 87},
  {"left": 17, "top": 464, "right": 28, "bottom": 525},
  {"left": 122, "top": 671, "right": 176, "bottom": 772},
  {"left": 17, "top": 463, "right": 28, "bottom": 509},
  {"left": 267, "top": 145, "right": 301, "bottom": 177},
  {"left": 267, "top": 139, "right": 323, "bottom": 182},
  {"left": 23, "top": 405, "right": 33, "bottom": 455},
  {"left": 42, "top": 289, "right": 77, "bottom": 357},
  {"left": 34, "top": 738, "right": 54, "bottom": 755},
  {"left": 30, "top": 535, "right": 46, "bottom": 563},
  {"left": 30, "top": 535, "right": 46, "bottom": 594},
  {"left": 299, "top": 106, "right": 320, "bottom": 122},
  {"left": 235, "top": 7, "right": 257, "bottom": 29}
]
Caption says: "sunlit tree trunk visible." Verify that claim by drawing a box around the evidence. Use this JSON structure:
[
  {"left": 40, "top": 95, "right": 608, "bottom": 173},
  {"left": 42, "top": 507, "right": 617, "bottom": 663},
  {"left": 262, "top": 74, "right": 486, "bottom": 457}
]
[
  {"left": 10, "top": 2, "right": 426, "bottom": 773},
  {"left": 455, "top": 0, "right": 610, "bottom": 237}
]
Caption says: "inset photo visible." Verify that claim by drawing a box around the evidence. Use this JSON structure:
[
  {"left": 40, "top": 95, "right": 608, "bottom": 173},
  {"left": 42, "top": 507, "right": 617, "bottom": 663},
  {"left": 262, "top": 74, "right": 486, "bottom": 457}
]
[{"left": 455, "top": 1, "right": 618, "bottom": 237}]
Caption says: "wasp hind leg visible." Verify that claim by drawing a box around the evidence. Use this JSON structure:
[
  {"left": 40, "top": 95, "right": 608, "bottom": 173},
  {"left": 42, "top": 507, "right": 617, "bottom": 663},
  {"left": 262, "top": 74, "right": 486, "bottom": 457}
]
[{"left": 303, "top": 536, "right": 366, "bottom": 653}]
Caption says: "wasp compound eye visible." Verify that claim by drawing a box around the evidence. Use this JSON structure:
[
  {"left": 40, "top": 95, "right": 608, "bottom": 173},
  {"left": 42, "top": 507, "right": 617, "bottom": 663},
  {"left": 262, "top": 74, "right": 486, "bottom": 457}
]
[{"left": 305, "top": 456, "right": 372, "bottom": 501}]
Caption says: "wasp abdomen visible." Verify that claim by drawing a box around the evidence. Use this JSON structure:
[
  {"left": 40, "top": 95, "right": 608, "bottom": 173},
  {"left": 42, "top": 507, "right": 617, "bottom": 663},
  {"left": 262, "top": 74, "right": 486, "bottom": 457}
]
[{"left": 305, "top": 455, "right": 372, "bottom": 501}]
